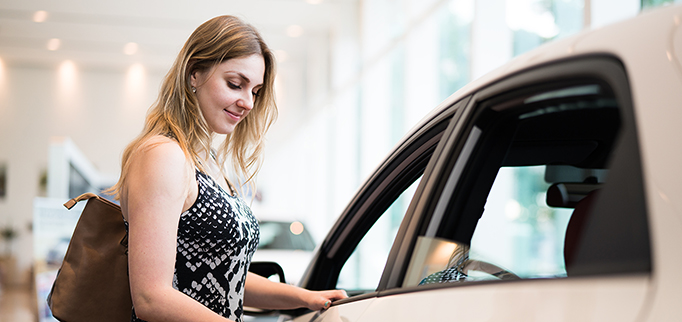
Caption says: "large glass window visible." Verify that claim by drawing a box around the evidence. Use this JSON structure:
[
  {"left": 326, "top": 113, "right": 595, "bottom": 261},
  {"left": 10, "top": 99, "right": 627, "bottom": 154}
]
[
  {"left": 439, "top": 0, "right": 474, "bottom": 100},
  {"left": 642, "top": 0, "right": 682, "bottom": 9},
  {"left": 507, "top": 0, "right": 584, "bottom": 56}
]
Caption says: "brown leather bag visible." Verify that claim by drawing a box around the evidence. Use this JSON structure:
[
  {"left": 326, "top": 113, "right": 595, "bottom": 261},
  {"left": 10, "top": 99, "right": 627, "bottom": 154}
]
[{"left": 47, "top": 192, "right": 132, "bottom": 322}]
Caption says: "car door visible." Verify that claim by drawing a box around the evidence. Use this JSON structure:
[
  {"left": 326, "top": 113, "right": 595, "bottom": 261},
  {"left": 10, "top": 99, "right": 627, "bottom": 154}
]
[
  {"left": 285, "top": 97, "right": 470, "bottom": 322},
  {"left": 365, "top": 55, "right": 652, "bottom": 321},
  {"left": 289, "top": 55, "right": 652, "bottom": 322}
]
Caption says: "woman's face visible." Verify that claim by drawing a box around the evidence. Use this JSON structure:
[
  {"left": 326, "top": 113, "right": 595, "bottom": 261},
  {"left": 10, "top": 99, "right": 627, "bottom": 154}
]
[{"left": 191, "top": 54, "right": 265, "bottom": 135}]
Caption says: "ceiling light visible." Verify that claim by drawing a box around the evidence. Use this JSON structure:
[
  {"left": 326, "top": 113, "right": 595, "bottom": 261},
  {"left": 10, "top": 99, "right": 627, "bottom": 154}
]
[
  {"left": 33, "top": 10, "right": 48, "bottom": 23},
  {"left": 123, "top": 42, "right": 138, "bottom": 55},
  {"left": 47, "top": 38, "right": 61, "bottom": 51},
  {"left": 58, "top": 60, "right": 77, "bottom": 94},
  {"left": 286, "top": 25, "right": 304, "bottom": 38}
]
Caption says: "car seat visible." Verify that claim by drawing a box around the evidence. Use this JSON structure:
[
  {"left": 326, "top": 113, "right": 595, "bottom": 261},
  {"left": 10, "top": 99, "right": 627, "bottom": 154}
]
[{"left": 563, "top": 190, "right": 599, "bottom": 272}]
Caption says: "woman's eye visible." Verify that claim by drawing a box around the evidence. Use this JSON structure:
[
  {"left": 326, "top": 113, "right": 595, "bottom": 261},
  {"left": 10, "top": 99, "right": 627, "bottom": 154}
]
[
  {"left": 228, "top": 82, "right": 241, "bottom": 90},
  {"left": 252, "top": 91, "right": 260, "bottom": 98}
]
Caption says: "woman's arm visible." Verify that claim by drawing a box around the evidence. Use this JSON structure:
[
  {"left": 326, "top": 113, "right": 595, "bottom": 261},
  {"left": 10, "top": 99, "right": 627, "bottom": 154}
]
[
  {"left": 123, "top": 136, "right": 234, "bottom": 322},
  {"left": 244, "top": 272, "right": 348, "bottom": 311}
]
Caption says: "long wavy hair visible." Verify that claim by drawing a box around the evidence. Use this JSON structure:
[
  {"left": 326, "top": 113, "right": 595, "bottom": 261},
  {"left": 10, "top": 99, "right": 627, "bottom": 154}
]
[{"left": 108, "top": 15, "right": 277, "bottom": 199}]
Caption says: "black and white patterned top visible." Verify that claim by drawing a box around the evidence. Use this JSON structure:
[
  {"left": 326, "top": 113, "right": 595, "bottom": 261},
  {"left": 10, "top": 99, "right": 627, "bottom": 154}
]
[{"left": 131, "top": 170, "right": 260, "bottom": 322}]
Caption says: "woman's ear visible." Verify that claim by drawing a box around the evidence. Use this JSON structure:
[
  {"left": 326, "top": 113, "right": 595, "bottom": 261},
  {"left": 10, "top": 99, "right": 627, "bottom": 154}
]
[{"left": 190, "top": 70, "right": 198, "bottom": 88}]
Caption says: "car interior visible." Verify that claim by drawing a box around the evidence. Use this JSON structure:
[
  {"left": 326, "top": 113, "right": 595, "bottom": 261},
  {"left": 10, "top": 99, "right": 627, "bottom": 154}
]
[{"left": 412, "top": 78, "right": 650, "bottom": 286}]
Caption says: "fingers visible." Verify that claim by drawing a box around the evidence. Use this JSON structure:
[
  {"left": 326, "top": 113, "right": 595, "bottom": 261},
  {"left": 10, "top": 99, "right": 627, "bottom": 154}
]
[
  {"left": 331, "top": 289, "right": 348, "bottom": 301},
  {"left": 317, "top": 289, "right": 348, "bottom": 310}
]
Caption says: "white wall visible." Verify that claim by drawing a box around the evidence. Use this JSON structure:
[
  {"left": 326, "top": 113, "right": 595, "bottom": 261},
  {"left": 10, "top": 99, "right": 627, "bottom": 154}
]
[{"left": 0, "top": 61, "right": 162, "bottom": 284}]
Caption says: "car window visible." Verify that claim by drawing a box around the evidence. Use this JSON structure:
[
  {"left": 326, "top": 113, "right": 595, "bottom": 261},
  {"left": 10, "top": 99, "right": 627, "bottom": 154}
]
[
  {"left": 299, "top": 100, "right": 466, "bottom": 297},
  {"left": 469, "top": 166, "right": 573, "bottom": 278},
  {"left": 404, "top": 71, "right": 650, "bottom": 287},
  {"left": 338, "top": 177, "right": 421, "bottom": 292}
]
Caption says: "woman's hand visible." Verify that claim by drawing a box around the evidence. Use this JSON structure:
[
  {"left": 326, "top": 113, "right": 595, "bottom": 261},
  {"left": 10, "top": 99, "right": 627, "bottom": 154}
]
[
  {"left": 303, "top": 289, "right": 348, "bottom": 311},
  {"left": 244, "top": 273, "right": 347, "bottom": 311}
]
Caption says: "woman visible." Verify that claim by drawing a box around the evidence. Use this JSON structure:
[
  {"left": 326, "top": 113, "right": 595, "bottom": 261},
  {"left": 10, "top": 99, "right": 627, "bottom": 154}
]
[{"left": 108, "top": 16, "right": 347, "bottom": 322}]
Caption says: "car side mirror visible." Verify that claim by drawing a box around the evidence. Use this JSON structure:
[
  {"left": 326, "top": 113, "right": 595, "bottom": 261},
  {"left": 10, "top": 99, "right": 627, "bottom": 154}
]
[{"left": 249, "top": 261, "right": 286, "bottom": 283}]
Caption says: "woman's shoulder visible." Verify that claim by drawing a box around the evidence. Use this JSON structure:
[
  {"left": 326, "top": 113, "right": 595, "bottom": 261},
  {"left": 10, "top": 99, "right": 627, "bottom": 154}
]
[{"left": 131, "top": 134, "right": 189, "bottom": 168}]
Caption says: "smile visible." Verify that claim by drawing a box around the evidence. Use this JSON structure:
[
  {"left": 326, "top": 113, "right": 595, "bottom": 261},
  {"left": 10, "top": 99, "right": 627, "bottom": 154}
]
[{"left": 224, "top": 109, "right": 241, "bottom": 121}]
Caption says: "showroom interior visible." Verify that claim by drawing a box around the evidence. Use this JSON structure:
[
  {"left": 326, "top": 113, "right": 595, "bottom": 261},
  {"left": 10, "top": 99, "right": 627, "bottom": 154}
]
[{"left": 0, "top": 0, "right": 678, "bottom": 320}]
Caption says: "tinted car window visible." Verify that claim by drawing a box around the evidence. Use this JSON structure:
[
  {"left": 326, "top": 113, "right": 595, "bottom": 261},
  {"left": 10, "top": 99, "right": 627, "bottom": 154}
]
[
  {"left": 337, "top": 177, "right": 421, "bottom": 292},
  {"left": 298, "top": 99, "right": 467, "bottom": 297},
  {"left": 405, "top": 66, "right": 650, "bottom": 287}
]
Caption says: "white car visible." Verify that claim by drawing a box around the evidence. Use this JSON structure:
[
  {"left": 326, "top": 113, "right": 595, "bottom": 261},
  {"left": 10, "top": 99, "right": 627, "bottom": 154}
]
[{"left": 258, "top": 4, "right": 682, "bottom": 322}]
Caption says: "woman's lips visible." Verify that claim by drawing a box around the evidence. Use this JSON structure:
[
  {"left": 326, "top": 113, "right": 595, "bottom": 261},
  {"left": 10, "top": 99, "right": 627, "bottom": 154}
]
[{"left": 224, "top": 109, "right": 241, "bottom": 121}]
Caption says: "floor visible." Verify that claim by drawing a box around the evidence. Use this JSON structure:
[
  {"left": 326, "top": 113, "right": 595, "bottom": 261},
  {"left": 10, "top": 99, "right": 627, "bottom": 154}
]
[{"left": 0, "top": 285, "right": 37, "bottom": 322}]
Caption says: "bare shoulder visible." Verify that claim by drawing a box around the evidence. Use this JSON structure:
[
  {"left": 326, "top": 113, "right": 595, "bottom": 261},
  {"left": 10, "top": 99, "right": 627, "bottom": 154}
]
[
  {"left": 126, "top": 135, "right": 193, "bottom": 196},
  {"left": 127, "top": 135, "right": 189, "bottom": 173},
  {"left": 135, "top": 135, "right": 185, "bottom": 162}
]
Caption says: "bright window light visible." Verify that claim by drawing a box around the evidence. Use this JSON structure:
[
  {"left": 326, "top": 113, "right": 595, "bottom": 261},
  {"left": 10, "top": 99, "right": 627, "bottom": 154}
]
[
  {"left": 126, "top": 63, "right": 146, "bottom": 93},
  {"left": 58, "top": 60, "right": 77, "bottom": 97},
  {"left": 506, "top": 0, "right": 559, "bottom": 38}
]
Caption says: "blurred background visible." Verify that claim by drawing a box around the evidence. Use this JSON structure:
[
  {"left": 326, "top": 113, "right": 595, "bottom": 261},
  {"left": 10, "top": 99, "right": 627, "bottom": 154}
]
[{"left": 0, "top": 0, "right": 678, "bottom": 320}]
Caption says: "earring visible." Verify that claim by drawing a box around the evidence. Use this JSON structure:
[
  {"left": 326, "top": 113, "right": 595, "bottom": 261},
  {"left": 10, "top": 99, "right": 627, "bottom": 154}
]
[{"left": 192, "top": 87, "right": 196, "bottom": 93}]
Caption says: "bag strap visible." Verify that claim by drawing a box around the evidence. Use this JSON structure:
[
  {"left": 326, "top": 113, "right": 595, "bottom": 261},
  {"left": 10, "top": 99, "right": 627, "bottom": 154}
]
[{"left": 63, "top": 192, "right": 99, "bottom": 210}]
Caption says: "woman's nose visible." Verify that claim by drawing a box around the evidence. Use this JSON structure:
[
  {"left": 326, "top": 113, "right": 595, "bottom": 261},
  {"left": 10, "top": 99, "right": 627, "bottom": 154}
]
[{"left": 238, "top": 92, "right": 254, "bottom": 110}]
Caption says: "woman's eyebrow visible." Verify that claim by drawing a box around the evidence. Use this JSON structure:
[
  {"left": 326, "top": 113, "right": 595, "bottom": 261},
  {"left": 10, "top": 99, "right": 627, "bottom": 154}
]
[{"left": 226, "top": 71, "right": 252, "bottom": 84}]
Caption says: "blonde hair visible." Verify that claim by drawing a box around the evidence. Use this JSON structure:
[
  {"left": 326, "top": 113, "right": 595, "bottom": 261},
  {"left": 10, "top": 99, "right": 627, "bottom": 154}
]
[{"left": 108, "top": 15, "right": 277, "bottom": 199}]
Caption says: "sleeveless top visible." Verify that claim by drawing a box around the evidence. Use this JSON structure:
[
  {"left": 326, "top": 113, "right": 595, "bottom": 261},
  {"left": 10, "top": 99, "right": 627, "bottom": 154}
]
[{"left": 130, "top": 169, "right": 260, "bottom": 322}]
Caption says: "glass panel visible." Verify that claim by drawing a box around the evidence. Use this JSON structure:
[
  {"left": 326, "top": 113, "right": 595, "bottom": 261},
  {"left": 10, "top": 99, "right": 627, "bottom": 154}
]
[
  {"left": 470, "top": 166, "right": 572, "bottom": 278},
  {"left": 408, "top": 237, "right": 522, "bottom": 287},
  {"left": 507, "top": 0, "right": 584, "bottom": 56},
  {"left": 439, "top": 0, "right": 474, "bottom": 100},
  {"left": 337, "top": 177, "right": 422, "bottom": 291},
  {"left": 642, "top": 0, "right": 682, "bottom": 10}
]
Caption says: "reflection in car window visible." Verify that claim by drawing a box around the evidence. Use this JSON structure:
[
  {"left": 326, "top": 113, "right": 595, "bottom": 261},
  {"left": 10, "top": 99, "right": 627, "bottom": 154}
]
[
  {"left": 338, "top": 177, "right": 421, "bottom": 291},
  {"left": 413, "top": 238, "right": 521, "bottom": 286},
  {"left": 404, "top": 77, "right": 649, "bottom": 287}
]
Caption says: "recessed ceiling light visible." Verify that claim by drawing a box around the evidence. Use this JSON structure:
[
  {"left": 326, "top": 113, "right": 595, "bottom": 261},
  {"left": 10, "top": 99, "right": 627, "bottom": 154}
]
[
  {"left": 47, "top": 38, "right": 61, "bottom": 51},
  {"left": 123, "top": 42, "right": 138, "bottom": 55},
  {"left": 33, "top": 11, "right": 48, "bottom": 23},
  {"left": 286, "top": 25, "right": 304, "bottom": 38}
]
